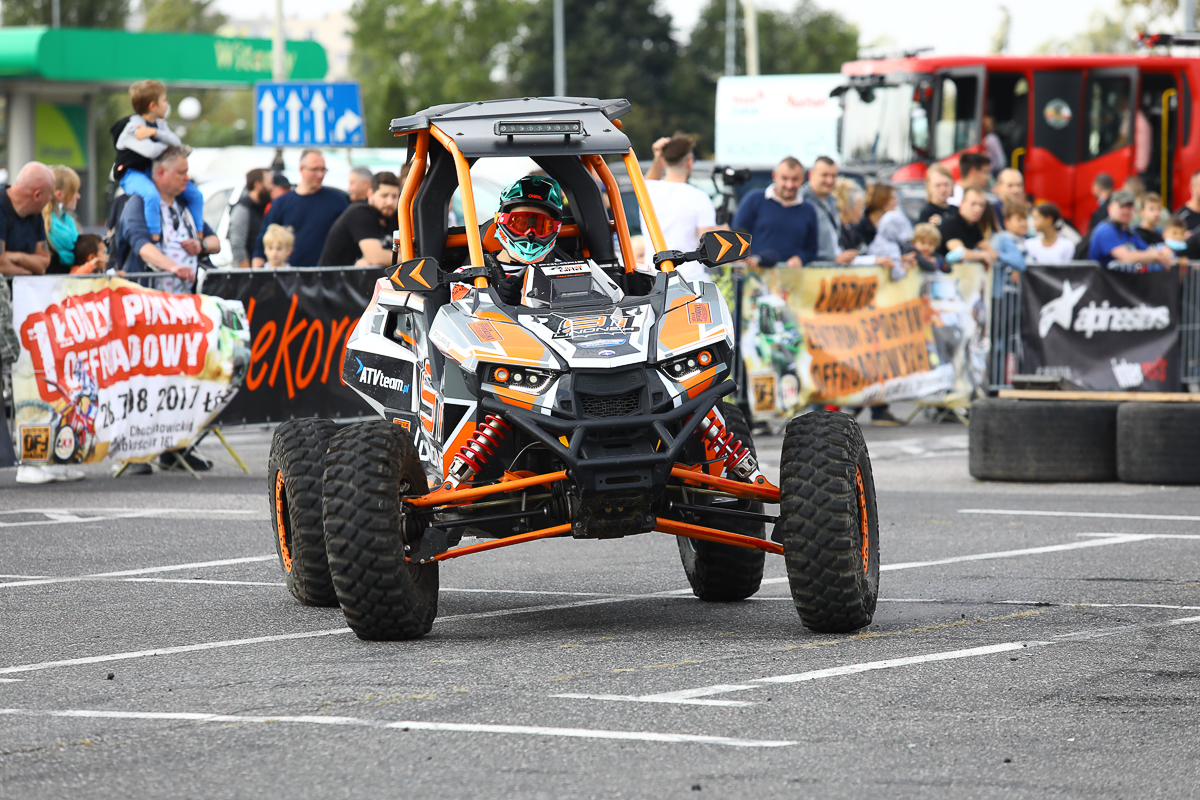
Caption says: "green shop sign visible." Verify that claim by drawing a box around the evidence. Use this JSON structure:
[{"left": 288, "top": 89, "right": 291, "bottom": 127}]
[{"left": 0, "top": 27, "right": 326, "bottom": 86}]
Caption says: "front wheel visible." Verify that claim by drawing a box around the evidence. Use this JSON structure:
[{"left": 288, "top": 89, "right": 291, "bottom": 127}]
[
  {"left": 323, "top": 421, "right": 438, "bottom": 640},
  {"left": 777, "top": 410, "right": 879, "bottom": 633}
]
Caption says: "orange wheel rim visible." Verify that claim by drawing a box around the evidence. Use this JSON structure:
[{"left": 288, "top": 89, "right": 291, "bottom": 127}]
[
  {"left": 275, "top": 471, "right": 293, "bottom": 573},
  {"left": 855, "top": 465, "right": 869, "bottom": 573}
]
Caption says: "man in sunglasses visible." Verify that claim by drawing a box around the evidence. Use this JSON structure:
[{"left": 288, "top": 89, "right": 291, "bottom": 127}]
[{"left": 486, "top": 175, "right": 567, "bottom": 304}]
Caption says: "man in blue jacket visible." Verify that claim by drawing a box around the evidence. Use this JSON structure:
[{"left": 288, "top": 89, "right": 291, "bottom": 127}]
[{"left": 732, "top": 156, "right": 818, "bottom": 268}]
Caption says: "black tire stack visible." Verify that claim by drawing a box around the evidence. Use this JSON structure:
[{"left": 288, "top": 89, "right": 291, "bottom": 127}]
[{"left": 970, "top": 396, "right": 1200, "bottom": 485}]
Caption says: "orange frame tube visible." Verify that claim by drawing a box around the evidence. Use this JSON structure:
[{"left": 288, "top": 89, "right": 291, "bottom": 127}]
[
  {"left": 429, "top": 523, "right": 571, "bottom": 561},
  {"left": 623, "top": 148, "right": 671, "bottom": 271},
  {"left": 670, "top": 466, "right": 781, "bottom": 502},
  {"left": 655, "top": 517, "right": 784, "bottom": 555},
  {"left": 396, "top": 130, "right": 429, "bottom": 263},
  {"left": 585, "top": 155, "right": 637, "bottom": 274},
  {"left": 429, "top": 125, "right": 487, "bottom": 287},
  {"left": 407, "top": 470, "right": 568, "bottom": 508}
]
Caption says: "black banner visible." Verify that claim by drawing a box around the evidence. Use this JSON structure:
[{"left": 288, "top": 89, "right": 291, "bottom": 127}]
[
  {"left": 200, "top": 267, "right": 386, "bottom": 424},
  {"left": 1021, "top": 266, "right": 1181, "bottom": 391}
]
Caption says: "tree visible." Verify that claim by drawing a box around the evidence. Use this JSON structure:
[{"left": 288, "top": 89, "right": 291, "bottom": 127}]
[
  {"left": 0, "top": 0, "right": 129, "bottom": 27},
  {"left": 141, "top": 0, "right": 226, "bottom": 34},
  {"left": 1038, "top": 9, "right": 1134, "bottom": 53},
  {"left": 678, "top": 0, "right": 859, "bottom": 157},
  {"left": 507, "top": 0, "right": 681, "bottom": 155},
  {"left": 349, "top": 0, "right": 530, "bottom": 147}
]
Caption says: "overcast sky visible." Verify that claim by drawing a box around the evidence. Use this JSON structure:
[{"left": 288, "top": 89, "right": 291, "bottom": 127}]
[{"left": 215, "top": 0, "right": 1166, "bottom": 57}]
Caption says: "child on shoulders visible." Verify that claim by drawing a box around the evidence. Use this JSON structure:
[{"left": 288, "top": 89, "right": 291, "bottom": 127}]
[{"left": 114, "top": 79, "right": 204, "bottom": 242}]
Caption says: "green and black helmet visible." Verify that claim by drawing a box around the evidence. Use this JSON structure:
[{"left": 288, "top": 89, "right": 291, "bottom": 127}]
[{"left": 495, "top": 175, "right": 565, "bottom": 263}]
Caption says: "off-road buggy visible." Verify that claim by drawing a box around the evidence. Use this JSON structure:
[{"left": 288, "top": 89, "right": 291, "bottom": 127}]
[{"left": 268, "top": 97, "right": 880, "bottom": 640}]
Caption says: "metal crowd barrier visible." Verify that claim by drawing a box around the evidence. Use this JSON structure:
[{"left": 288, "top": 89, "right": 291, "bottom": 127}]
[{"left": 985, "top": 260, "right": 1200, "bottom": 390}]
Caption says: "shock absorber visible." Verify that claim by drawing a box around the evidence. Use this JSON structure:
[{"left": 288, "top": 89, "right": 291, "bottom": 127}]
[
  {"left": 444, "top": 413, "right": 512, "bottom": 489},
  {"left": 698, "top": 408, "right": 766, "bottom": 484}
]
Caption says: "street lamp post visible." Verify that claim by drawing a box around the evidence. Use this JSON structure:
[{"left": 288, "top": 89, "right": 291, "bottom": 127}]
[
  {"left": 553, "top": 0, "right": 566, "bottom": 96},
  {"left": 271, "top": 0, "right": 287, "bottom": 173}
]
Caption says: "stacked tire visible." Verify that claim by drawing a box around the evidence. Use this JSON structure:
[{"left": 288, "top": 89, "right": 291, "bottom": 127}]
[{"left": 969, "top": 397, "right": 1200, "bottom": 485}]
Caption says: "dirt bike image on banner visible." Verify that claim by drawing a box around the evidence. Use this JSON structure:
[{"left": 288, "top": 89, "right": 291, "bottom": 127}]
[
  {"left": 738, "top": 263, "right": 990, "bottom": 421},
  {"left": 10, "top": 275, "right": 250, "bottom": 464}
]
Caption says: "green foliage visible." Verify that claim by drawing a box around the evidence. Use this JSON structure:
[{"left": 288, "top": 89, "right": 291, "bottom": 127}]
[
  {"left": 0, "top": 0, "right": 129, "bottom": 27},
  {"left": 1037, "top": 9, "right": 1134, "bottom": 53},
  {"left": 141, "top": 0, "right": 226, "bottom": 34},
  {"left": 349, "top": 0, "right": 531, "bottom": 147}
]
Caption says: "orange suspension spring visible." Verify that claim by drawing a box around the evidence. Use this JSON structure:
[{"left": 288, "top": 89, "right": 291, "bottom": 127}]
[
  {"left": 448, "top": 413, "right": 512, "bottom": 484},
  {"left": 699, "top": 409, "right": 756, "bottom": 480}
]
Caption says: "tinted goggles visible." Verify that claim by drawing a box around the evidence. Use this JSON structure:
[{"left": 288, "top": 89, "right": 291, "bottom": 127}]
[{"left": 498, "top": 210, "right": 561, "bottom": 238}]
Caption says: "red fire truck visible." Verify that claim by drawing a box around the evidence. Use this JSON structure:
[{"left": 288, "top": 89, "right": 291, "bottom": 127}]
[{"left": 836, "top": 39, "right": 1200, "bottom": 231}]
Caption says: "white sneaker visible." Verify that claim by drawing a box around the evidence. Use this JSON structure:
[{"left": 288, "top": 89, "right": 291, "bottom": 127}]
[{"left": 16, "top": 464, "right": 86, "bottom": 484}]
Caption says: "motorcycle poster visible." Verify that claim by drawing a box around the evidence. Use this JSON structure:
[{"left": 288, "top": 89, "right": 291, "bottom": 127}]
[{"left": 11, "top": 275, "right": 250, "bottom": 464}]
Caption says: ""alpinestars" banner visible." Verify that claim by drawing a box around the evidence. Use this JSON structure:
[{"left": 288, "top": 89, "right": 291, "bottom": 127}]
[{"left": 1020, "top": 266, "right": 1181, "bottom": 391}]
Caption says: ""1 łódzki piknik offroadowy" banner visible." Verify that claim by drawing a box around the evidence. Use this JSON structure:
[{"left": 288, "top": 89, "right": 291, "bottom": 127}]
[{"left": 11, "top": 275, "right": 249, "bottom": 464}]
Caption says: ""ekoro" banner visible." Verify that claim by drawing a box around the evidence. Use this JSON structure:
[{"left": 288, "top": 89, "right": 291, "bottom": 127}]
[{"left": 199, "top": 267, "right": 385, "bottom": 424}]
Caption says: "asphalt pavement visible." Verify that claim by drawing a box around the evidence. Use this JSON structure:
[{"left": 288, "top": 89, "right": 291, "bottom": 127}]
[{"left": 1, "top": 405, "right": 1198, "bottom": 799}]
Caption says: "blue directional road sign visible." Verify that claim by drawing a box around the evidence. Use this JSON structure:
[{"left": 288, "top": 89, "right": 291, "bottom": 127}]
[{"left": 254, "top": 82, "right": 365, "bottom": 147}]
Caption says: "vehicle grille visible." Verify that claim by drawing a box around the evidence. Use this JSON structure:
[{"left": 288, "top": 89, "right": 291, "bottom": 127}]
[{"left": 579, "top": 388, "right": 642, "bottom": 418}]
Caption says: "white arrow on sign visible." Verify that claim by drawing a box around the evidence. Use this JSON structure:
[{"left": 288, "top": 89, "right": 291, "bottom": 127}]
[
  {"left": 285, "top": 91, "right": 303, "bottom": 143},
  {"left": 258, "top": 90, "right": 278, "bottom": 143},
  {"left": 333, "top": 108, "right": 363, "bottom": 143},
  {"left": 309, "top": 91, "right": 328, "bottom": 143}
]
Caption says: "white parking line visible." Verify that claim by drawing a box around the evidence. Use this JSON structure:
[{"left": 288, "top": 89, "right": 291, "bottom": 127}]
[
  {"left": 121, "top": 578, "right": 283, "bottom": 587},
  {"left": 0, "top": 589, "right": 697, "bottom": 677},
  {"left": 0, "top": 556, "right": 276, "bottom": 589},
  {"left": 0, "top": 508, "right": 265, "bottom": 529},
  {"left": 0, "top": 709, "right": 796, "bottom": 748},
  {"left": 555, "top": 642, "right": 1043, "bottom": 706},
  {"left": 557, "top": 614, "right": 1200, "bottom": 707},
  {"left": 760, "top": 533, "right": 1159, "bottom": 586},
  {"left": 959, "top": 508, "right": 1200, "bottom": 523}
]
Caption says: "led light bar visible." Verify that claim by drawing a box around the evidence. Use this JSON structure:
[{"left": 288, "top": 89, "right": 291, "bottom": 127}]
[{"left": 495, "top": 120, "right": 583, "bottom": 136}]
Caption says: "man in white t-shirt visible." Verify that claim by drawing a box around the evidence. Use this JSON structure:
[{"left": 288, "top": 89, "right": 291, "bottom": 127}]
[{"left": 640, "top": 134, "right": 718, "bottom": 282}]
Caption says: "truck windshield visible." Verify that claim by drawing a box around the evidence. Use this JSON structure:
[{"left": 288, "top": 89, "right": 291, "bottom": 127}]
[{"left": 841, "top": 83, "right": 917, "bottom": 165}]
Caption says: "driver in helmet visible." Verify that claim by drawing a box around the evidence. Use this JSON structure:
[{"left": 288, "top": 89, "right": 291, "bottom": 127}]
[{"left": 487, "top": 175, "right": 566, "bottom": 304}]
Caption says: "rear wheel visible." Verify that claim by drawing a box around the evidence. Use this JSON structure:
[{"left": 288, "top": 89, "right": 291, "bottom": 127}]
[
  {"left": 323, "top": 420, "right": 438, "bottom": 640},
  {"left": 676, "top": 403, "right": 766, "bottom": 601},
  {"left": 268, "top": 418, "right": 340, "bottom": 607},
  {"left": 777, "top": 410, "right": 879, "bottom": 633}
]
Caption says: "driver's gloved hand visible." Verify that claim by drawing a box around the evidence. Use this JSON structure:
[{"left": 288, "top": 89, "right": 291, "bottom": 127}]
[{"left": 496, "top": 273, "right": 524, "bottom": 305}]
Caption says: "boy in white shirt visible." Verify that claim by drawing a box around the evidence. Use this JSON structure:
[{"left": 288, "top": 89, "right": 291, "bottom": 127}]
[{"left": 1025, "top": 203, "right": 1076, "bottom": 264}]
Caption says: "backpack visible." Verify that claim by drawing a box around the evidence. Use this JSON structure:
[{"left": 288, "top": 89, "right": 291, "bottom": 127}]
[
  {"left": 104, "top": 192, "right": 133, "bottom": 271},
  {"left": 109, "top": 115, "right": 153, "bottom": 183}
]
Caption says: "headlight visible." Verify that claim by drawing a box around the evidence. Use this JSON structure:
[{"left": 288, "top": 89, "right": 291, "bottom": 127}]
[
  {"left": 482, "top": 363, "right": 559, "bottom": 395},
  {"left": 660, "top": 348, "right": 716, "bottom": 381}
]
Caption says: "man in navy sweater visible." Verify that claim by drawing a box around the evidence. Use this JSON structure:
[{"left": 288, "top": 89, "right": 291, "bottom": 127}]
[
  {"left": 732, "top": 157, "right": 818, "bottom": 268},
  {"left": 252, "top": 149, "right": 349, "bottom": 267}
]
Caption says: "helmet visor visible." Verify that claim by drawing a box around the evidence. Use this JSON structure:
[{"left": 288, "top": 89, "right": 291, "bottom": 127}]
[{"left": 498, "top": 210, "right": 562, "bottom": 239}]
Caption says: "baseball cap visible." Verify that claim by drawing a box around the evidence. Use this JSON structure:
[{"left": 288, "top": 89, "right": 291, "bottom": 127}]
[
  {"left": 1110, "top": 189, "right": 1136, "bottom": 206},
  {"left": 271, "top": 173, "right": 292, "bottom": 190}
]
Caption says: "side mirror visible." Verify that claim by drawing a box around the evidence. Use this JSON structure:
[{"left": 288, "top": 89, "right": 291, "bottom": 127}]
[
  {"left": 389, "top": 256, "right": 441, "bottom": 292},
  {"left": 697, "top": 230, "right": 752, "bottom": 267}
]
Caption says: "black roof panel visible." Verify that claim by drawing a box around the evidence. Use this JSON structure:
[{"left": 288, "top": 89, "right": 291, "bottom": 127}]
[{"left": 390, "top": 96, "right": 633, "bottom": 157}]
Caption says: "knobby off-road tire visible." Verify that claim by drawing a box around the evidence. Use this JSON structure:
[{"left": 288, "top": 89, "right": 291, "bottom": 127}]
[
  {"left": 777, "top": 410, "right": 879, "bottom": 633},
  {"left": 322, "top": 420, "right": 438, "bottom": 640},
  {"left": 268, "top": 417, "right": 340, "bottom": 607},
  {"left": 1117, "top": 403, "right": 1200, "bottom": 485},
  {"left": 969, "top": 397, "right": 1119, "bottom": 482},
  {"left": 677, "top": 403, "right": 766, "bottom": 602}
]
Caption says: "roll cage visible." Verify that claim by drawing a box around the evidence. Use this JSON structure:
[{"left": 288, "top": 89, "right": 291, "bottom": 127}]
[{"left": 390, "top": 96, "right": 678, "bottom": 291}]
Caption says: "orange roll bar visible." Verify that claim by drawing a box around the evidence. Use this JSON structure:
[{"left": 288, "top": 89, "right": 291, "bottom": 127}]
[
  {"left": 407, "top": 470, "right": 569, "bottom": 508},
  {"left": 429, "top": 126, "right": 487, "bottom": 287},
  {"left": 396, "top": 130, "right": 429, "bottom": 263},
  {"left": 430, "top": 523, "right": 571, "bottom": 561},
  {"left": 623, "top": 148, "right": 670, "bottom": 271},
  {"left": 670, "top": 466, "right": 781, "bottom": 502},
  {"left": 585, "top": 155, "right": 637, "bottom": 274},
  {"left": 655, "top": 517, "right": 783, "bottom": 555}
]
